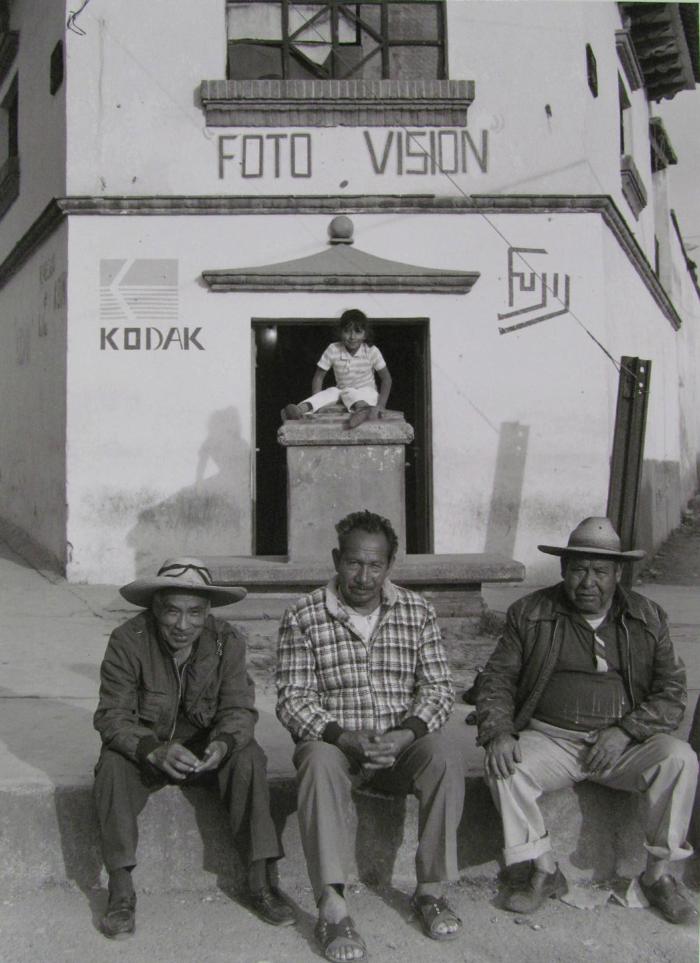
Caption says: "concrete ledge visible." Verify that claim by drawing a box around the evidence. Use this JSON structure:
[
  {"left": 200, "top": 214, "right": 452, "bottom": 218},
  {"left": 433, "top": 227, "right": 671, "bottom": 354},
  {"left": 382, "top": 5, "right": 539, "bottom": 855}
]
[
  {"left": 206, "top": 554, "right": 525, "bottom": 589},
  {"left": 206, "top": 554, "right": 524, "bottom": 619},
  {"left": 3, "top": 774, "right": 691, "bottom": 898}
]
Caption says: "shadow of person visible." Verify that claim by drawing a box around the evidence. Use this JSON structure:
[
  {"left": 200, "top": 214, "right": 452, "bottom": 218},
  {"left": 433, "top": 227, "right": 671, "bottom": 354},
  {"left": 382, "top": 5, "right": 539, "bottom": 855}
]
[
  {"left": 0, "top": 682, "right": 105, "bottom": 929},
  {"left": 352, "top": 785, "right": 410, "bottom": 920},
  {"left": 181, "top": 775, "right": 299, "bottom": 898},
  {"left": 127, "top": 406, "right": 250, "bottom": 577},
  {"left": 566, "top": 782, "right": 644, "bottom": 881}
]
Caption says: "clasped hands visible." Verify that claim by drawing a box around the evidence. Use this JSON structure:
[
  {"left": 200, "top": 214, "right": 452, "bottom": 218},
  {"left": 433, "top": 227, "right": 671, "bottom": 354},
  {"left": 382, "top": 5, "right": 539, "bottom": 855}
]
[
  {"left": 146, "top": 739, "right": 228, "bottom": 781},
  {"left": 337, "top": 728, "right": 415, "bottom": 771},
  {"left": 485, "top": 725, "right": 632, "bottom": 780}
]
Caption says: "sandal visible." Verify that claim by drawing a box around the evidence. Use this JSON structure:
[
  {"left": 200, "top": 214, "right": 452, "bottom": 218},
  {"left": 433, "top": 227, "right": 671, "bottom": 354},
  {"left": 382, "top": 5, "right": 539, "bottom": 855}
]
[
  {"left": 410, "top": 893, "right": 462, "bottom": 942},
  {"left": 315, "top": 915, "right": 367, "bottom": 962}
]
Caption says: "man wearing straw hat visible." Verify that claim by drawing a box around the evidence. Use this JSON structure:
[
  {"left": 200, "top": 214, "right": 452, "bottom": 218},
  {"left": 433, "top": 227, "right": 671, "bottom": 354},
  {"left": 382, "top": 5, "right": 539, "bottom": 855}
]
[
  {"left": 476, "top": 518, "right": 698, "bottom": 925},
  {"left": 93, "top": 556, "right": 295, "bottom": 939}
]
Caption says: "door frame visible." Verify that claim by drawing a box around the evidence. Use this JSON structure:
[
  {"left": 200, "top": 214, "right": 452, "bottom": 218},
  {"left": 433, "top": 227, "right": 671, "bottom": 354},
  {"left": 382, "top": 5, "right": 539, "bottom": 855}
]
[{"left": 251, "top": 315, "right": 433, "bottom": 555}]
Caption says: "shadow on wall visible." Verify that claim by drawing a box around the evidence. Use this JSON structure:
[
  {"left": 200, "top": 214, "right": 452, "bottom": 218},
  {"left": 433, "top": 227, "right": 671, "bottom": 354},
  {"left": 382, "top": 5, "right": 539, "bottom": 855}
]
[
  {"left": 634, "top": 459, "right": 682, "bottom": 558},
  {"left": 127, "top": 407, "right": 250, "bottom": 576},
  {"left": 484, "top": 422, "right": 529, "bottom": 558}
]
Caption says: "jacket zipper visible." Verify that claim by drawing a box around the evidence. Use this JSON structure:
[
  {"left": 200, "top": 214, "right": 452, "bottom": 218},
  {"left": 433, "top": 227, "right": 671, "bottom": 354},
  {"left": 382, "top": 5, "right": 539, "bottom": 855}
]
[
  {"left": 169, "top": 656, "right": 183, "bottom": 742},
  {"left": 621, "top": 615, "right": 636, "bottom": 707}
]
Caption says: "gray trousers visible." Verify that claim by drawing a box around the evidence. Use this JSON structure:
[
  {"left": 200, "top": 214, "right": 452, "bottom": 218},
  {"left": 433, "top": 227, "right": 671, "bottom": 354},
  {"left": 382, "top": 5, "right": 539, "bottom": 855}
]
[
  {"left": 485, "top": 720, "right": 698, "bottom": 865},
  {"left": 94, "top": 740, "right": 282, "bottom": 873},
  {"left": 293, "top": 729, "right": 466, "bottom": 901}
]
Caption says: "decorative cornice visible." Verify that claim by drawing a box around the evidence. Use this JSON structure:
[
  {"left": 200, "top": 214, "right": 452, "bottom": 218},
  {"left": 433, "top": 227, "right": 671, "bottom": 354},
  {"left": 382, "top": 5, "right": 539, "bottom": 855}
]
[
  {"left": 202, "top": 218, "right": 480, "bottom": 293},
  {"left": 615, "top": 28, "right": 644, "bottom": 91},
  {"left": 621, "top": 3, "right": 698, "bottom": 101},
  {"left": 649, "top": 116, "right": 678, "bottom": 172},
  {"left": 0, "top": 197, "right": 63, "bottom": 289},
  {"left": 0, "top": 193, "right": 682, "bottom": 329},
  {"left": 620, "top": 153, "right": 648, "bottom": 219},
  {"left": 0, "top": 30, "right": 18, "bottom": 89},
  {"left": 670, "top": 209, "right": 700, "bottom": 300},
  {"left": 199, "top": 78, "right": 474, "bottom": 128}
]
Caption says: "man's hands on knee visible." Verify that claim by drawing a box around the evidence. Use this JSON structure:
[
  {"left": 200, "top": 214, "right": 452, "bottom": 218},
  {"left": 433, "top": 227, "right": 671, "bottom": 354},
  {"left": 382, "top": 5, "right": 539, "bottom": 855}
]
[
  {"left": 337, "top": 729, "right": 415, "bottom": 770},
  {"left": 147, "top": 742, "right": 201, "bottom": 780},
  {"left": 485, "top": 733, "right": 522, "bottom": 779},
  {"left": 584, "top": 725, "right": 632, "bottom": 774}
]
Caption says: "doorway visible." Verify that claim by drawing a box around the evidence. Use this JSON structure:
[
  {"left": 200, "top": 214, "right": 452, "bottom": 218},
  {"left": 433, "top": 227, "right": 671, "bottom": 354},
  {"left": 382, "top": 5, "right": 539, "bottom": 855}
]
[{"left": 253, "top": 317, "right": 432, "bottom": 556}]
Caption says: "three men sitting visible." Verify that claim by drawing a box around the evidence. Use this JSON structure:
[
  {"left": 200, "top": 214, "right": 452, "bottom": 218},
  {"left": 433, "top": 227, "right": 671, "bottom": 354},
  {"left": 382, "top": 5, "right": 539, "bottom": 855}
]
[{"left": 93, "top": 515, "right": 698, "bottom": 952}]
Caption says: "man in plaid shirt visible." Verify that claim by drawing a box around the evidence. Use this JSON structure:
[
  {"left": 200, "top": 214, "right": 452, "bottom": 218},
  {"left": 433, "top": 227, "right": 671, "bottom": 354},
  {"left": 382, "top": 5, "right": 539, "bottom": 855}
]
[{"left": 276, "top": 510, "right": 466, "bottom": 962}]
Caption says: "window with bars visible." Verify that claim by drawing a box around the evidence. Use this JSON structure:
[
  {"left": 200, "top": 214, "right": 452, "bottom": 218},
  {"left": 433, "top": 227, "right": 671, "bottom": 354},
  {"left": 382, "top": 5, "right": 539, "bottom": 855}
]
[{"left": 226, "top": 1, "right": 447, "bottom": 81}]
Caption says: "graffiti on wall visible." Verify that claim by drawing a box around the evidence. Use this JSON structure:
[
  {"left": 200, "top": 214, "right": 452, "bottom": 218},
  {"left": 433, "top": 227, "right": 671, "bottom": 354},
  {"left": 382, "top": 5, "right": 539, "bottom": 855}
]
[
  {"left": 497, "top": 247, "right": 571, "bottom": 335},
  {"left": 98, "top": 259, "right": 203, "bottom": 351},
  {"left": 217, "top": 127, "right": 489, "bottom": 180}
]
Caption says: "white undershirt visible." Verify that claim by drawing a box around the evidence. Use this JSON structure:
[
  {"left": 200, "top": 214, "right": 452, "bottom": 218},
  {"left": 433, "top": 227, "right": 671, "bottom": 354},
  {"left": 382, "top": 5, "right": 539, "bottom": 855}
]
[{"left": 346, "top": 606, "right": 381, "bottom": 642}]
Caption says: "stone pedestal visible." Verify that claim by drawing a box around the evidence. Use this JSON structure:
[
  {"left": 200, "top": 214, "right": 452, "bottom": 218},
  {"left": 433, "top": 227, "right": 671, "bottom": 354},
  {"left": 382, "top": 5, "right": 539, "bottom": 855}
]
[{"left": 277, "top": 408, "right": 414, "bottom": 561}]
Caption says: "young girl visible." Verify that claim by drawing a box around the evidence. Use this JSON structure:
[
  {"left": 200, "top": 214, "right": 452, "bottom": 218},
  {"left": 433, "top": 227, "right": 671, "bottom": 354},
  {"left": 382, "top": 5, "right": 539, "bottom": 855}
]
[{"left": 282, "top": 309, "right": 392, "bottom": 428}]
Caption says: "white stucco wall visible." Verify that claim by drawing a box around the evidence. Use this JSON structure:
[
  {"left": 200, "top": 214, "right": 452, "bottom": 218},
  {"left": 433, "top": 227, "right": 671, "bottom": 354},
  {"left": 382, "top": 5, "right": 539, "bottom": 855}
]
[
  {"left": 0, "top": 225, "right": 68, "bottom": 562},
  {"left": 62, "top": 1, "right": 654, "bottom": 258},
  {"left": 63, "top": 205, "right": 688, "bottom": 583},
  {"left": 1, "top": 0, "right": 696, "bottom": 582},
  {"left": 0, "top": 0, "right": 67, "bottom": 264}
]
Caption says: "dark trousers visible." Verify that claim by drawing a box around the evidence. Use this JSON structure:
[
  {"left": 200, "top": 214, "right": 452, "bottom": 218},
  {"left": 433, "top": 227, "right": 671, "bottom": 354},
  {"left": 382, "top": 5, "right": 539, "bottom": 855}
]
[{"left": 94, "top": 740, "right": 282, "bottom": 873}]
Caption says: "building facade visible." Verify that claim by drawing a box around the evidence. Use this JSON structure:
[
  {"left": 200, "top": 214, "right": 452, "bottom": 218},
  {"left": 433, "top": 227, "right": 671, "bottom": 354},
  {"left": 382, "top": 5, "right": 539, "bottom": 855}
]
[{"left": 0, "top": 0, "right": 699, "bottom": 583}]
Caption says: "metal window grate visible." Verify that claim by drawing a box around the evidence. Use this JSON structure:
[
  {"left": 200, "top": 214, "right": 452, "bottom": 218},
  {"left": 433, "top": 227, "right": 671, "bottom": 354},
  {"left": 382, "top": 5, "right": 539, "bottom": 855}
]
[{"left": 226, "top": 0, "right": 447, "bottom": 80}]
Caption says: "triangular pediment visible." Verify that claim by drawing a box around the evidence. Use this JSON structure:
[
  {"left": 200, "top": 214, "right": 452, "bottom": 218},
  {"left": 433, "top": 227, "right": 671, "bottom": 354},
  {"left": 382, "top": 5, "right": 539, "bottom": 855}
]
[{"left": 202, "top": 217, "right": 479, "bottom": 294}]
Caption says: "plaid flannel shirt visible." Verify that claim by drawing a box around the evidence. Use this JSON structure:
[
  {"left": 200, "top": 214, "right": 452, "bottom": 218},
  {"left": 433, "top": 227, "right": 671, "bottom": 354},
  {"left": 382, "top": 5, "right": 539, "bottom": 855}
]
[{"left": 276, "top": 578, "right": 454, "bottom": 742}]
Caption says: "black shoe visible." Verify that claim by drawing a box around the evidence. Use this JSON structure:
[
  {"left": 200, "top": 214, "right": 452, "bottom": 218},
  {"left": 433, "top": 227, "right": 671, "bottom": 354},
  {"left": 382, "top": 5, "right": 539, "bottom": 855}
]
[
  {"left": 502, "top": 865, "right": 568, "bottom": 913},
  {"left": 248, "top": 885, "right": 296, "bottom": 926},
  {"left": 640, "top": 874, "right": 698, "bottom": 925},
  {"left": 100, "top": 893, "right": 136, "bottom": 939}
]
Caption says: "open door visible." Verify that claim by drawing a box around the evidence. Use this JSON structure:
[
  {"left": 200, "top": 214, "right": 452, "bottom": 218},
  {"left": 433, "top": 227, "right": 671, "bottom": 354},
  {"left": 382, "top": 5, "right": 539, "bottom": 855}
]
[{"left": 253, "top": 317, "right": 432, "bottom": 555}]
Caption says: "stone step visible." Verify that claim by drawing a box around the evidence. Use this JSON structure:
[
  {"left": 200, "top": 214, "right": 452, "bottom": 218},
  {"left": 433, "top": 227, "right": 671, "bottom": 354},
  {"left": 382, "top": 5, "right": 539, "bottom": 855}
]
[
  {"left": 6, "top": 773, "right": 695, "bottom": 899},
  {"left": 4, "top": 700, "right": 697, "bottom": 897},
  {"left": 206, "top": 554, "right": 524, "bottom": 619}
]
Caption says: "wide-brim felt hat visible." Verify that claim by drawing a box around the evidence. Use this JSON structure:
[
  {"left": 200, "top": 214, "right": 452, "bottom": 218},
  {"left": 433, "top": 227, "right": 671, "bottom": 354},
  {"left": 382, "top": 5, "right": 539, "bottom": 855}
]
[
  {"left": 120, "top": 556, "right": 246, "bottom": 608},
  {"left": 538, "top": 516, "right": 645, "bottom": 561}
]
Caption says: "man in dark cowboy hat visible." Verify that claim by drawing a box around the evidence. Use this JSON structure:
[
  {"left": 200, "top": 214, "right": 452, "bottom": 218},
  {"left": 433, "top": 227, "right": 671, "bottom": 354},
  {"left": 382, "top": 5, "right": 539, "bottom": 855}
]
[
  {"left": 93, "top": 556, "right": 295, "bottom": 939},
  {"left": 476, "top": 518, "right": 698, "bottom": 924}
]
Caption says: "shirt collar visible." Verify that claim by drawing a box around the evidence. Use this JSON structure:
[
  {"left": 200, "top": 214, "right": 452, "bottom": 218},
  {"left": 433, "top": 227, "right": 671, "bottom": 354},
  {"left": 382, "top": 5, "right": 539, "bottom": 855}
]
[{"left": 325, "top": 576, "right": 397, "bottom": 620}]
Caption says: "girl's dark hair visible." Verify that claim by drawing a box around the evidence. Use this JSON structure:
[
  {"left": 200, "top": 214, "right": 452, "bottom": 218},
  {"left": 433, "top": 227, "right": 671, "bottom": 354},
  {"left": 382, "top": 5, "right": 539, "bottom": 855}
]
[{"left": 336, "top": 308, "right": 374, "bottom": 345}]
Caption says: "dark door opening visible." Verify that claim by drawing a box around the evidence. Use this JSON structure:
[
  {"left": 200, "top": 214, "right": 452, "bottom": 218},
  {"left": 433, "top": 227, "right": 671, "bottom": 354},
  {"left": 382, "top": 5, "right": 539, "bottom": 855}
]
[{"left": 253, "top": 318, "right": 432, "bottom": 556}]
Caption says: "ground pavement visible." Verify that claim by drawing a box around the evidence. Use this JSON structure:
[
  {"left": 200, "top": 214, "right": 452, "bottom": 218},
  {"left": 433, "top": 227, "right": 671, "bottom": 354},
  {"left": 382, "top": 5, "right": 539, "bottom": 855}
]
[{"left": 0, "top": 534, "right": 699, "bottom": 962}]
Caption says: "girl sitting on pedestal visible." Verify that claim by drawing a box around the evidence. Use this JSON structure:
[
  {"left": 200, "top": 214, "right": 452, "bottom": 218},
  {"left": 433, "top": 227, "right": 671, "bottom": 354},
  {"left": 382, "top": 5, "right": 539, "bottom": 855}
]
[{"left": 282, "top": 309, "right": 392, "bottom": 429}]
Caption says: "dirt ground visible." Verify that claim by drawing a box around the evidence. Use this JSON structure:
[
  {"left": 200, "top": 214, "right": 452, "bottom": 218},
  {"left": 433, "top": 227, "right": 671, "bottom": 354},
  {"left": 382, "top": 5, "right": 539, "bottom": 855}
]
[{"left": 1, "top": 876, "right": 696, "bottom": 963}]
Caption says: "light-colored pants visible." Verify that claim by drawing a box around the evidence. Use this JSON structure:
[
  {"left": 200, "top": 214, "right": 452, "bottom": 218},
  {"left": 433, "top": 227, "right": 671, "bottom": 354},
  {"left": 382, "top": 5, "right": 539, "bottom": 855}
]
[
  {"left": 294, "top": 730, "right": 466, "bottom": 900},
  {"left": 485, "top": 720, "right": 698, "bottom": 865},
  {"left": 302, "top": 385, "right": 378, "bottom": 413}
]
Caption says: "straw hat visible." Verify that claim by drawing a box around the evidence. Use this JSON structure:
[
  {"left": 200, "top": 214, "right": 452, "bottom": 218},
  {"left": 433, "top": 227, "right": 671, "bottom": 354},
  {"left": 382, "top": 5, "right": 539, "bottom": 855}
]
[
  {"left": 538, "top": 517, "right": 645, "bottom": 561},
  {"left": 120, "top": 556, "right": 246, "bottom": 608}
]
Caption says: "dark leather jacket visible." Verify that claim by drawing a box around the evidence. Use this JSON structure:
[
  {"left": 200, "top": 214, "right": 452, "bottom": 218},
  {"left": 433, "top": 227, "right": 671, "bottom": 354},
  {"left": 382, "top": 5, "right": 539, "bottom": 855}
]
[
  {"left": 94, "top": 610, "right": 257, "bottom": 764},
  {"left": 476, "top": 584, "right": 687, "bottom": 746}
]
